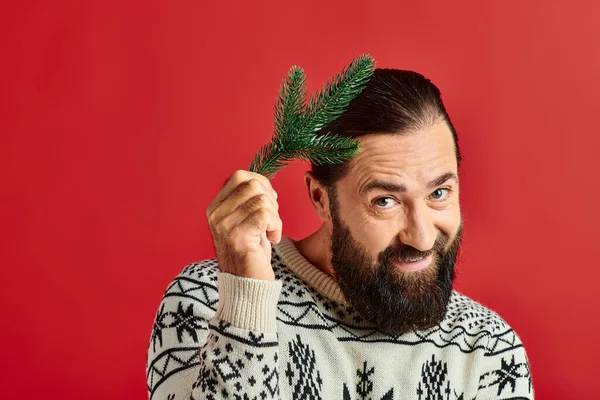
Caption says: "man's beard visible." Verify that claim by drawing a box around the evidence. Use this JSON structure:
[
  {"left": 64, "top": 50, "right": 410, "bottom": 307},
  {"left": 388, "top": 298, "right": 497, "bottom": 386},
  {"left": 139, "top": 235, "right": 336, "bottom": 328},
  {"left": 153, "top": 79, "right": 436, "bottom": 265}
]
[{"left": 329, "top": 191, "right": 463, "bottom": 335}]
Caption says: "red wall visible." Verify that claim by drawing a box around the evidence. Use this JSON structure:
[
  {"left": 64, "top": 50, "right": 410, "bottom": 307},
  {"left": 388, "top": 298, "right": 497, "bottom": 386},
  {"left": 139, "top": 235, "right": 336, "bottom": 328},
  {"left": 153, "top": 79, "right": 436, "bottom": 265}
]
[{"left": 2, "top": 1, "right": 598, "bottom": 398}]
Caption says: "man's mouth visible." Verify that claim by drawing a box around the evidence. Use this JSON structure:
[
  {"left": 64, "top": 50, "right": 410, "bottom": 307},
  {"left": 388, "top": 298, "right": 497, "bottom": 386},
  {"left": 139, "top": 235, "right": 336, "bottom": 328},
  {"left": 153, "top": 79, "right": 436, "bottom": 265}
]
[{"left": 392, "top": 253, "right": 433, "bottom": 273}]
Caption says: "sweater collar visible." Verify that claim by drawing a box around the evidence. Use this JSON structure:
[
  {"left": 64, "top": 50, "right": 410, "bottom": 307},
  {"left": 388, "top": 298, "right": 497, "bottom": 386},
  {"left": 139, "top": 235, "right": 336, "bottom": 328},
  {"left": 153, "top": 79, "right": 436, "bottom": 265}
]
[{"left": 273, "top": 236, "right": 348, "bottom": 304}]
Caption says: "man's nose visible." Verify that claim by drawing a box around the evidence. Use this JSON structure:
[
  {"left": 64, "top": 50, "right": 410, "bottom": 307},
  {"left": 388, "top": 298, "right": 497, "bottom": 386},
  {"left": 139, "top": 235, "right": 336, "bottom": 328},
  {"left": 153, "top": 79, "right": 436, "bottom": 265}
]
[{"left": 397, "top": 205, "right": 437, "bottom": 252}]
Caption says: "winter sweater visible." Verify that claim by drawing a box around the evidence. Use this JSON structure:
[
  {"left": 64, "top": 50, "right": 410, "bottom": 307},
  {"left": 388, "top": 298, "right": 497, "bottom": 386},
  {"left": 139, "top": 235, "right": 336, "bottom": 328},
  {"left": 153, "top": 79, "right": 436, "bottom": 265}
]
[{"left": 146, "top": 236, "right": 533, "bottom": 400}]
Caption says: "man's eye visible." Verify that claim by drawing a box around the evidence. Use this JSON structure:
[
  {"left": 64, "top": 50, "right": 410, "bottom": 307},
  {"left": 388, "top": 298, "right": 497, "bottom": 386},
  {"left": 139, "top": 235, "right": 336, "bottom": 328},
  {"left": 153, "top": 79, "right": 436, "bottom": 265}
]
[
  {"left": 430, "top": 188, "right": 450, "bottom": 201},
  {"left": 374, "top": 197, "right": 396, "bottom": 208}
]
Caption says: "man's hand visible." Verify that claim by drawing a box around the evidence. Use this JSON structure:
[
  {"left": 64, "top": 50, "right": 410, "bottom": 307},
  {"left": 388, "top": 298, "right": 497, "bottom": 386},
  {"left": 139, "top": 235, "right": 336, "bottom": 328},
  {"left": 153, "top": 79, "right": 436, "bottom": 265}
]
[{"left": 206, "top": 170, "right": 282, "bottom": 281}]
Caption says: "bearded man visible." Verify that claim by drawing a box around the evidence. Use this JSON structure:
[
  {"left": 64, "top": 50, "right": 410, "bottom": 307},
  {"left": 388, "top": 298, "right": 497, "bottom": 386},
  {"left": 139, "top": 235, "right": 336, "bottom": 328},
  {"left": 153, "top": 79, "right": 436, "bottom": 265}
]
[{"left": 146, "top": 69, "right": 533, "bottom": 399}]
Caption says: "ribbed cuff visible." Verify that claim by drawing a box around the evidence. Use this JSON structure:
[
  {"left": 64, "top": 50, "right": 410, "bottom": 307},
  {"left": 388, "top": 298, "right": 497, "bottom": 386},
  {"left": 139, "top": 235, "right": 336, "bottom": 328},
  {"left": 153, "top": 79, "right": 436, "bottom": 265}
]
[{"left": 213, "top": 272, "right": 282, "bottom": 333}]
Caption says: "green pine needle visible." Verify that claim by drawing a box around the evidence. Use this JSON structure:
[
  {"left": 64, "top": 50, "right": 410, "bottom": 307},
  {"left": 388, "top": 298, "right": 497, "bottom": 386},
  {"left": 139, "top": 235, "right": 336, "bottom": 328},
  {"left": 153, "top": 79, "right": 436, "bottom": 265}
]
[
  {"left": 273, "top": 66, "right": 306, "bottom": 143},
  {"left": 250, "top": 54, "right": 376, "bottom": 179},
  {"left": 293, "top": 133, "right": 361, "bottom": 166},
  {"left": 301, "top": 54, "right": 375, "bottom": 136}
]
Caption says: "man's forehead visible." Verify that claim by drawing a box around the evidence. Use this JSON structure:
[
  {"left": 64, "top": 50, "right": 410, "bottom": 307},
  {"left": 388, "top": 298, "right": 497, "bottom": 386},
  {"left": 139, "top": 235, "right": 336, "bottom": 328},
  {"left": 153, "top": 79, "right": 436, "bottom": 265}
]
[
  {"left": 345, "top": 123, "right": 458, "bottom": 185},
  {"left": 353, "top": 122, "right": 454, "bottom": 154}
]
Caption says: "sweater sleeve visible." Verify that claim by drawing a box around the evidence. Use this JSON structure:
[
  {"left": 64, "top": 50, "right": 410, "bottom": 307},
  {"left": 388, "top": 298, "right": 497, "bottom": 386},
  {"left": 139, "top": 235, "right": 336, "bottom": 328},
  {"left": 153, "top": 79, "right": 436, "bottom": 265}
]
[
  {"left": 146, "top": 266, "right": 282, "bottom": 400},
  {"left": 476, "top": 329, "right": 534, "bottom": 399}
]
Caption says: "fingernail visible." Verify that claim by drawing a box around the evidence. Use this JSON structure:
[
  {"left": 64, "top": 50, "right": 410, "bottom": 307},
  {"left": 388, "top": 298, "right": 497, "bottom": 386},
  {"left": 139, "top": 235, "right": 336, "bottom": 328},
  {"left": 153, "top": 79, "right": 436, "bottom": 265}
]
[{"left": 272, "top": 190, "right": 278, "bottom": 199}]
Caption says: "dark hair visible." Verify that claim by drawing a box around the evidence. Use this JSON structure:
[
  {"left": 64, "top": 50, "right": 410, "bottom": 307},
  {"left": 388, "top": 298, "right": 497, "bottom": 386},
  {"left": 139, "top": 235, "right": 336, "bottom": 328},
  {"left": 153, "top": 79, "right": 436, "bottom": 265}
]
[{"left": 311, "top": 68, "right": 461, "bottom": 188}]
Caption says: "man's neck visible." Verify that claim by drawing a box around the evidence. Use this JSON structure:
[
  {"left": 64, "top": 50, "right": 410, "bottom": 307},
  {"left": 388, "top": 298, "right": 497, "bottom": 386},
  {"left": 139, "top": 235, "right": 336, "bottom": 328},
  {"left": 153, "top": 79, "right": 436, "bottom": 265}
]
[{"left": 294, "top": 224, "right": 336, "bottom": 279}]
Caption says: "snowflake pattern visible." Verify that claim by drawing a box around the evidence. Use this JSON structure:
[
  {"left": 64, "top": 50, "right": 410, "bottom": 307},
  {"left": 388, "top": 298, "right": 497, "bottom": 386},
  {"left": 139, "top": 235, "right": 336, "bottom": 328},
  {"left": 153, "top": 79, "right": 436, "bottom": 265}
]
[{"left": 479, "top": 354, "right": 532, "bottom": 396}]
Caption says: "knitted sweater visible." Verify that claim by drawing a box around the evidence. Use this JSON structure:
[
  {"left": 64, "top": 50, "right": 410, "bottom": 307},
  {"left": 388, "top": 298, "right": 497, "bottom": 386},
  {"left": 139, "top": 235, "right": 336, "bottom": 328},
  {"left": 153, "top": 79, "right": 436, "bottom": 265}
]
[{"left": 146, "top": 236, "right": 533, "bottom": 400}]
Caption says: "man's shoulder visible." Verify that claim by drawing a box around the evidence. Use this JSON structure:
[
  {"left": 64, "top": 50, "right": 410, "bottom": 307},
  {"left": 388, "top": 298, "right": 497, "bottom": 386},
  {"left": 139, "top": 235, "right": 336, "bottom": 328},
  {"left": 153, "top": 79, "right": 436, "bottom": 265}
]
[
  {"left": 446, "top": 291, "right": 514, "bottom": 334},
  {"left": 177, "top": 258, "right": 220, "bottom": 282},
  {"left": 441, "top": 290, "right": 525, "bottom": 354},
  {"left": 158, "top": 258, "right": 221, "bottom": 307}
]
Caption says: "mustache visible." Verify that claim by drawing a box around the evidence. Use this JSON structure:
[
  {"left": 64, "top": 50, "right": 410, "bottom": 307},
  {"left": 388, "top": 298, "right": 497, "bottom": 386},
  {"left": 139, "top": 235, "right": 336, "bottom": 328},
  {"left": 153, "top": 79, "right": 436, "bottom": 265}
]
[{"left": 379, "top": 234, "right": 449, "bottom": 264}]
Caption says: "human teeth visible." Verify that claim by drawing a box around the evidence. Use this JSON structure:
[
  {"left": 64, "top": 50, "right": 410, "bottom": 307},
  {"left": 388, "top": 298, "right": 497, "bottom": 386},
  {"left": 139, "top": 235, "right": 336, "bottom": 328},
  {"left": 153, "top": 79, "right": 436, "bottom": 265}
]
[{"left": 404, "top": 256, "right": 424, "bottom": 262}]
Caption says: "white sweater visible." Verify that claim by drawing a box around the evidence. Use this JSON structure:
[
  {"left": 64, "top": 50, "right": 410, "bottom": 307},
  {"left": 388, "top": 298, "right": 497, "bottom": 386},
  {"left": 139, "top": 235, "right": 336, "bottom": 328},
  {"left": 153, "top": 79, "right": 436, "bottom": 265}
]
[{"left": 146, "top": 236, "right": 533, "bottom": 399}]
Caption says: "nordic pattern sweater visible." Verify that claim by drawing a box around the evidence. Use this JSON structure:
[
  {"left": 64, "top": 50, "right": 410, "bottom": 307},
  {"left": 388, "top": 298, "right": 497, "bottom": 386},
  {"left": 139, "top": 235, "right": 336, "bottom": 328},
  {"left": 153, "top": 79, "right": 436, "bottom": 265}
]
[{"left": 146, "top": 236, "right": 533, "bottom": 399}]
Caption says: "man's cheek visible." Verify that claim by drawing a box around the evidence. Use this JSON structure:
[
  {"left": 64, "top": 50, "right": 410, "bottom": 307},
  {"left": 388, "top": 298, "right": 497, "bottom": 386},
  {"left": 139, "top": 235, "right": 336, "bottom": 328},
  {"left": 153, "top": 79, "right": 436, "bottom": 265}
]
[{"left": 355, "top": 220, "right": 390, "bottom": 250}]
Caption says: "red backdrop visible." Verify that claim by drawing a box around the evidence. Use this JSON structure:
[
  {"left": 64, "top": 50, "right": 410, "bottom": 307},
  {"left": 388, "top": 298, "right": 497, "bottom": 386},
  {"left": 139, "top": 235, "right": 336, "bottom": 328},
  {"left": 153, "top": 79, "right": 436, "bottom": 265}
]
[{"left": 2, "top": 1, "right": 598, "bottom": 398}]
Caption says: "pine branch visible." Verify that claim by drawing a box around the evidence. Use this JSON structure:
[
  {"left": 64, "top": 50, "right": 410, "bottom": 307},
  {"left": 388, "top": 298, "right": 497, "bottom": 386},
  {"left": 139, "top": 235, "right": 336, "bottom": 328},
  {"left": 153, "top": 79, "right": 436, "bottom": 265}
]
[
  {"left": 250, "top": 66, "right": 307, "bottom": 177},
  {"left": 290, "top": 133, "right": 361, "bottom": 166},
  {"left": 301, "top": 54, "right": 375, "bottom": 135},
  {"left": 273, "top": 66, "right": 307, "bottom": 143},
  {"left": 249, "top": 133, "right": 362, "bottom": 179},
  {"left": 250, "top": 54, "right": 376, "bottom": 179}
]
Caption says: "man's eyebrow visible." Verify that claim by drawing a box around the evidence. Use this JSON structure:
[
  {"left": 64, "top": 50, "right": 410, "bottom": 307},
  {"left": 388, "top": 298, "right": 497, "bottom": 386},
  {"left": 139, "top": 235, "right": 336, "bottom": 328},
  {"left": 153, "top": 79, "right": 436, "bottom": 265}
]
[
  {"left": 359, "top": 172, "right": 458, "bottom": 196},
  {"left": 360, "top": 180, "right": 407, "bottom": 196},
  {"left": 428, "top": 172, "right": 459, "bottom": 189}
]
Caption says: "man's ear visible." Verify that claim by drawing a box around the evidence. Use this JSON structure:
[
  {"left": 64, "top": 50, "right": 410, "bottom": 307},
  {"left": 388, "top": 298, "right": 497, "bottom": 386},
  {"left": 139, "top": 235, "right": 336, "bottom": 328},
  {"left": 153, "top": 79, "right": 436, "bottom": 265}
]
[{"left": 304, "top": 171, "right": 331, "bottom": 222}]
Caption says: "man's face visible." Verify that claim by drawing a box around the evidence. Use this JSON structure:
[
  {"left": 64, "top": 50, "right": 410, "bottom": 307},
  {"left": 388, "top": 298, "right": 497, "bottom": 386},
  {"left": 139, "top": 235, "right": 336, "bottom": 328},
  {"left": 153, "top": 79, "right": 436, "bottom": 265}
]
[{"left": 327, "top": 121, "right": 462, "bottom": 334}]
